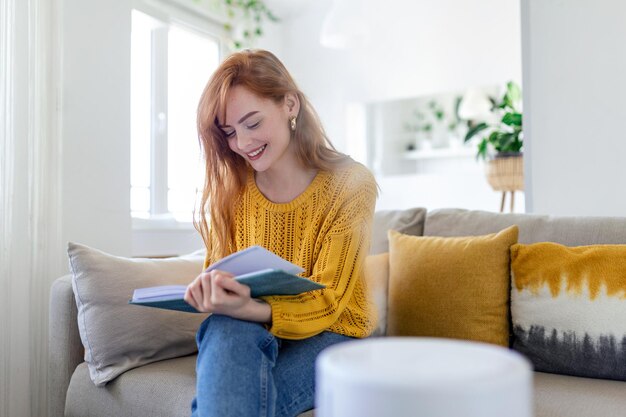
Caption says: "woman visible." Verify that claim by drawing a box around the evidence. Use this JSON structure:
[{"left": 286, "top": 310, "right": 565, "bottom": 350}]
[{"left": 184, "top": 49, "right": 377, "bottom": 417}]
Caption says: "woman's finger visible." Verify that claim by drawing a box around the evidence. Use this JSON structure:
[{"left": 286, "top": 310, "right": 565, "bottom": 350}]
[
  {"left": 216, "top": 274, "right": 250, "bottom": 298},
  {"left": 183, "top": 285, "right": 196, "bottom": 309},
  {"left": 199, "top": 272, "right": 213, "bottom": 311},
  {"left": 210, "top": 272, "right": 227, "bottom": 306},
  {"left": 184, "top": 276, "right": 202, "bottom": 310}
]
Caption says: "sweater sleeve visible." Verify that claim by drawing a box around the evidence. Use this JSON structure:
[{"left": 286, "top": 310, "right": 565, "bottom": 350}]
[{"left": 262, "top": 172, "right": 377, "bottom": 340}]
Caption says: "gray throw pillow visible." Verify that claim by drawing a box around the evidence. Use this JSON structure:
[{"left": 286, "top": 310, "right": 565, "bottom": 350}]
[
  {"left": 370, "top": 207, "right": 427, "bottom": 254},
  {"left": 68, "top": 242, "right": 206, "bottom": 386}
]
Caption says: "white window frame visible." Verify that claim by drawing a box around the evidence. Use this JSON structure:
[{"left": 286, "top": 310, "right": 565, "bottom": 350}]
[{"left": 131, "top": 0, "right": 228, "bottom": 255}]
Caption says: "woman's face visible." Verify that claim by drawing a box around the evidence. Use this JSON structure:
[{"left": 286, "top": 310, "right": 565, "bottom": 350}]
[{"left": 219, "top": 85, "right": 297, "bottom": 173}]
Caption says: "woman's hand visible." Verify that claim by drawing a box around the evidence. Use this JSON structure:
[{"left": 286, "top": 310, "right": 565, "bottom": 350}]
[{"left": 184, "top": 270, "right": 272, "bottom": 323}]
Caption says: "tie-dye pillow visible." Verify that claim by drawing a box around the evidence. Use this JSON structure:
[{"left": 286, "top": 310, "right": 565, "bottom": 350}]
[{"left": 511, "top": 242, "right": 626, "bottom": 381}]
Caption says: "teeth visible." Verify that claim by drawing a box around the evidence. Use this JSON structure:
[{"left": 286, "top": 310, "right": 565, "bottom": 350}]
[{"left": 248, "top": 145, "right": 266, "bottom": 157}]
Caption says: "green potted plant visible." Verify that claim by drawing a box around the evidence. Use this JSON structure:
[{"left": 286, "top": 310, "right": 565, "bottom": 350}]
[
  {"left": 463, "top": 81, "right": 523, "bottom": 160},
  {"left": 463, "top": 81, "right": 524, "bottom": 210}
]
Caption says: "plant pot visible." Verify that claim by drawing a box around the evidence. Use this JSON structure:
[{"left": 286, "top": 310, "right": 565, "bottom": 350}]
[{"left": 485, "top": 153, "right": 524, "bottom": 191}]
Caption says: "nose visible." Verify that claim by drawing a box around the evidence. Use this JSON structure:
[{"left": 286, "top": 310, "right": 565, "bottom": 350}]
[{"left": 236, "top": 130, "right": 253, "bottom": 150}]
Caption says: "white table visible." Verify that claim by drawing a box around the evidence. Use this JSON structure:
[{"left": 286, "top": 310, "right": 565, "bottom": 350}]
[{"left": 316, "top": 337, "right": 532, "bottom": 417}]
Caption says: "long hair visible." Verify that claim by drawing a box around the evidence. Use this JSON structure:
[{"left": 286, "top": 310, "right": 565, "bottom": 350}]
[{"left": 195, "top": 49, "right": 351, "bottom": 261}]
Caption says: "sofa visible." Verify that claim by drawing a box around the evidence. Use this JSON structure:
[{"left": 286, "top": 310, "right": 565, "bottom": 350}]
[{"left": 49, "top": 208, "right": 626, "bottom": 417}]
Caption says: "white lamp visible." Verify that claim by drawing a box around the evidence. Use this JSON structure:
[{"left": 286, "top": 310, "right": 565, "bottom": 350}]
[
  {"left": 320, "top": 0, "right": 368, "bottom": 49},
  {"left": 458, "top": 88, "right": 494, "bottom": 121}
]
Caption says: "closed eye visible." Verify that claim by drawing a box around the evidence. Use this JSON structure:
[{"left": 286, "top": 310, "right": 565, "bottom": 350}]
[{"left": 246, "top": 121, "right": 261, "bottom": 129}]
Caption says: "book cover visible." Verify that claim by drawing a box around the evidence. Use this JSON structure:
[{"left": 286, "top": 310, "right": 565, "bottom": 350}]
[{"left": 129, "top": 246, "right": 324, "bottom": 313}]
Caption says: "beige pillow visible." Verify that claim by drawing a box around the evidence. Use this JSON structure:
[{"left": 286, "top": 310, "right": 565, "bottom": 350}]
[
  {"left": 68, "top": 242, "right": 206, "bottom": 386},
  {"left": 387, "top": 226, "right": 518, "bottom": 347},
  {"left": 364, "top": 253, "right": 390, "bottom": 336}
]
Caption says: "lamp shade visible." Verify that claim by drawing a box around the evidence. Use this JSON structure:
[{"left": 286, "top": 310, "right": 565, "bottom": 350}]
[
  {"left": 320, "top": 0, "right": 368, "bottom": 49},
  {"left": 458, "top": 88, "right": 493, "bottom": 121}
]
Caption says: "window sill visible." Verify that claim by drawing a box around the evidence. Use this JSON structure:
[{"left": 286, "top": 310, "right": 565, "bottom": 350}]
[
  {"left": 132, "top": 215, "right": 204, "bottom": 257},
  {"left": 132, "top": 215, "right": 196, "bottom": 231}
]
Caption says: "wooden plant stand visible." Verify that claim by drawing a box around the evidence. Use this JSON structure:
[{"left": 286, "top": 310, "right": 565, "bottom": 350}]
[{"left": 485, "top": 154, "right": 524, "bottom": 213}]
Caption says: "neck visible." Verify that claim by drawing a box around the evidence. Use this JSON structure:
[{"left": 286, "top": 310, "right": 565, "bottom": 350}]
[{"left": 255, "top": 160, "right": 317, "bottom": 204}]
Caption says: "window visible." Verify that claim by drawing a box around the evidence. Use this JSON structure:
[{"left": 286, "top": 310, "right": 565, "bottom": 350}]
[{"left": 131, "top": 6, "right": 221, "bottom": 224}]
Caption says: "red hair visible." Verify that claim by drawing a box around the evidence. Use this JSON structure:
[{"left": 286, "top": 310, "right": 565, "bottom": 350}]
[{"left": 195, "top": 49, "right": 351, "bottom": 261}]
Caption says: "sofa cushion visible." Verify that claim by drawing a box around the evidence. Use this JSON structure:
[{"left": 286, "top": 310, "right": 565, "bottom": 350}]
[
  {"left": 65, "top": 355, "right": 198, "bottom": 417},
  {"left": 370, "top": 207, "right": 426, "bottom": 254},
  {"left": 511, "top": 242, "right": 626, "bottom": 381},
  {"left": 534, "top": 371, "right": 626, "bottom": 417},
  {"left": 386, "top": 226, "right": 518, "bottom": 346},
  {"left": 364, "top": 253, "right": 390, "bottom": 336},
  {"left": 68, "top": 242, "right": 207, "bottom": 386},
  {"left": 65, "top": 355, "right": 314, "bottom": 417},
  {"left": 425, "top": 208, "right": 626, "bottom": 245}
]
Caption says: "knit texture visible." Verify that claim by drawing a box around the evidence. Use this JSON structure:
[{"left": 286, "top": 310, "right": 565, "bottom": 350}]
[{"left": 204, "top": 163, "right": 378, "bottom": 340}]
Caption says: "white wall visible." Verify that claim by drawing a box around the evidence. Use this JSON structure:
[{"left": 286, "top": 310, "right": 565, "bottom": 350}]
[
  {"left": 522, "top": 0, "right": 626, "bottom": 216},
  {"left": 61, "top": 0, "right": 133, "bottom": 256},
  {"left": 275, "top": 0, "right": 524, "bottom": 212},
  {"left": 376, "top": 173, "right": 525, "bottom": 213}
]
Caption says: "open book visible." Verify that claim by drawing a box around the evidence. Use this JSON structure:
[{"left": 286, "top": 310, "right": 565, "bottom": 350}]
[{"left": 129, "top": 246, "right": 325, "bottom": 313}]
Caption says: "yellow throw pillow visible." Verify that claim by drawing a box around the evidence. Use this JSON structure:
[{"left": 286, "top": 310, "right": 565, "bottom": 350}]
[
  {"left": 511, "top": 242, "right": 626, "bottom": 381},
  {"left": 387, "top": 226, "right": 519, "bottom": 346}
]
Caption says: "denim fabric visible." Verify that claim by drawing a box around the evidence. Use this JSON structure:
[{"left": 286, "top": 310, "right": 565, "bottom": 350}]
[{"left": 190, "top": 314, "right": 351, "bottom": 417}]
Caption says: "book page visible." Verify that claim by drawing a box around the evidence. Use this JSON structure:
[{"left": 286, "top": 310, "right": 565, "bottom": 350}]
[{"left": 207, "top": 245, "right": 305, "bottom": 276}]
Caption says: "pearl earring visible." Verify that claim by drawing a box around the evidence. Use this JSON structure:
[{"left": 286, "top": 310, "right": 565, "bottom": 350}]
[{"left": 290, "top": 116, "right": 297, "bottom": 131}]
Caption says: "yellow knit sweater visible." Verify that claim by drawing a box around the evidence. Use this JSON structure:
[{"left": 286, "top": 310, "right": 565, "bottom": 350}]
[{"left": 204, "top": 162, "right": 378, "bottom": 340}]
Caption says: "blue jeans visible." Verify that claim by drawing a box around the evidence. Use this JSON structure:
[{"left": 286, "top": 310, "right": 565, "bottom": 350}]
[{"left": 190, "top": 314, "right": 352, "bottom": 417}]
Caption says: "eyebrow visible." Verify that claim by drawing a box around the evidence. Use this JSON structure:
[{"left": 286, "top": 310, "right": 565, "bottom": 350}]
[{"left": 219, "top": 111, "right": 260, "bottom": 129}]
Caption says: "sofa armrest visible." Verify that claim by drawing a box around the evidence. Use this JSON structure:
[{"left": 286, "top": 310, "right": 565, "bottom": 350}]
[{"left": 48, "top": 275, "right": 83, "bottom": 417}]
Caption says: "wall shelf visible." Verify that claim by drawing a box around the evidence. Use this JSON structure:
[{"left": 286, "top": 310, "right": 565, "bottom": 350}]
[{"left": 403, "top": 147, "right": 476, "bottom": 160}]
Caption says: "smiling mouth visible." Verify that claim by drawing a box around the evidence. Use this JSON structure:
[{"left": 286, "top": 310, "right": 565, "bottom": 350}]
[{"left": 247, "top": 144, "right": 267, "bottom": 159}]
